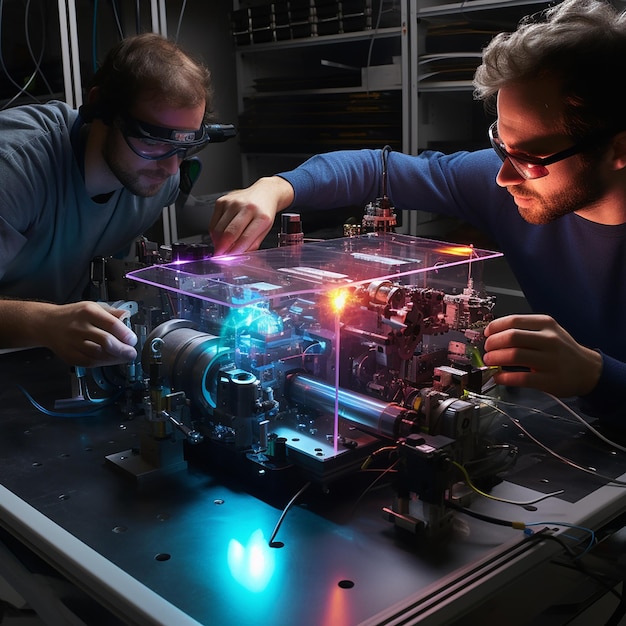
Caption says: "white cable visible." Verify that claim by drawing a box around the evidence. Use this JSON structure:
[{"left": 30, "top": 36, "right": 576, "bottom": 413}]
[
  {"left": 482, "top": 399, "right": 626, "bottom": 487},
  {"left": 174, "top": 0, "right": 188, "bottom": 42},
  {"left": 546, "top": 392, "right": 626, "bottom": 454},
  {"left": 470, "top": 390, "right": 626, "bottom": 455},
  {"left": 57, "top": 0, "right": 73, "bottom": 106},
  {"left": 364, "top": 0, "right": 385, "bottom": 94},
  {"left": 110, "top": 0, "right": 124, "bottom": 39},
  {"left": 150, "top": 0, "right": 159, "bottom": 35},
  {"left": 66, "top": 0, "right": 82, "bottom": 108}
]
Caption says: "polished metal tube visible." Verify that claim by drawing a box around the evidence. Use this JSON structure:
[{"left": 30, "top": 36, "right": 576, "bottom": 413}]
[{"left": 286, "top": 373, "right": 409, "bottom": 439}]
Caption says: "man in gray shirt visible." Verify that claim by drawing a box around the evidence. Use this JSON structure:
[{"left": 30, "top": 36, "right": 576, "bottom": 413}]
[{"left": 0, "top": 33, "right": 215, "bottom": 367}]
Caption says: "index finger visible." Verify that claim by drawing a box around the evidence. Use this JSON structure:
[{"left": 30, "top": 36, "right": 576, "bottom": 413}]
[
  {"left": 208, "top": 196, "right": 230, "bottom": 232},
  {"left": 212, "top": 210, "right": 272, "bottom": 255},
  {"left": 485, "top": 314, "right": 549, "bottom": 336},
  {"left": 209, "top": 205, "right": 249, "bottom": 255}
]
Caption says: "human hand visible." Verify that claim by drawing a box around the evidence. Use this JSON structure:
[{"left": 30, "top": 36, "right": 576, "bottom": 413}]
[
  {"left": 37, "top": 301, "right": 138, "bottom": 367},
  {"left": 209, "top": 176, "right": 295, "bottom": 255},
  {"left": 482, "top": 314, "right": 602, "bottom": 397}
]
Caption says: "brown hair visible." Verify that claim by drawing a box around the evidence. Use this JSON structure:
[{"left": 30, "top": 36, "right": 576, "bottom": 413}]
[
  {"left": 473, "top": 0, "right": 626, "bottom": 137},
  {"left": 83, "top": 33, "right": 214, "bottom": 124}
]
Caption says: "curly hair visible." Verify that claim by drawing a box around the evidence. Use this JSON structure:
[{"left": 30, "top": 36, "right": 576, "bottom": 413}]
[
  {"left": 473, "top": 0, "right": 626, "bottom": 137},
  {"left": 83, "top": 33, "right": 214, "bottom": 124}
]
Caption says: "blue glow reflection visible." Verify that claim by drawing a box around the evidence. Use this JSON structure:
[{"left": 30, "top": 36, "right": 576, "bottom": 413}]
[{"left": 227, "top": 529, "right": 276, "bottom": 592}]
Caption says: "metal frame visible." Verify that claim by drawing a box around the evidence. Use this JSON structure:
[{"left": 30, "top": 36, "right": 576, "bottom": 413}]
[
  {"left": 0, "top": 485, "right": 203, "bottom": 626},
  {"left": 57, "top": 0, "right": 82, "bottom": 108}
]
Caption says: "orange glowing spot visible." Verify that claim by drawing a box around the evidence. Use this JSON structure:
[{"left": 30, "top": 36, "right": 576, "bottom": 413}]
[
  {"left": 330, "top": 289, "right": 349, "bottom": 313},
  {"left": 435, "top": 245, "right": 475, "bottom": 257}
]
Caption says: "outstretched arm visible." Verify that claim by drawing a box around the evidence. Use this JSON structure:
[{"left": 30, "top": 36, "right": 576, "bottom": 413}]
[
  {"left": 209, "top": 176, "right": 295, "bottom": 255},
  {"left": 0, "top": 300, "right": 138, "bottom": 367},
  {"left": 208, "top": 149, "right": 504, "bottom": 256}
]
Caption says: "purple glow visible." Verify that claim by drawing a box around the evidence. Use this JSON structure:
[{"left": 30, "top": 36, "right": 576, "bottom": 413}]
[
  {"left": 334, "top": 312, "right": 340, "bottom": 456},
  {"left": 212, "top": 254, "right": 250, "bottom": 264}
]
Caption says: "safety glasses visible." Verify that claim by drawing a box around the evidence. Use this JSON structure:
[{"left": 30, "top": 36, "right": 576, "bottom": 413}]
[
  {"left": 488, "top": 121, "right": 607, "bottom": 180},
  {"left": 118, "top": 115, "right": 235, "bottom": 160}
]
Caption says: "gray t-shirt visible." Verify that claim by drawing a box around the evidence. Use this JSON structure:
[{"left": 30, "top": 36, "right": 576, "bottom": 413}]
[{"left": 0, "top": 101, "right": 178, "bottom": 303}]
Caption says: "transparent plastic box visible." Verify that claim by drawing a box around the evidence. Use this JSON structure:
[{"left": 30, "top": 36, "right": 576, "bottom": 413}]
[
  {"left": 126, "top": 232, "right": 502, "bottom": 308},
  {"left": 125, "top": 233, "right": 503, "bottom": 477}
]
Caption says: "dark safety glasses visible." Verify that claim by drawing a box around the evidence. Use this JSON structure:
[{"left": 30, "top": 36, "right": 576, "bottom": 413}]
[
  {"left": 118, "top": 115, "right": 236, "bottom": 160},
  {"left": 488, "top": 121, "right": 606, "bottom": 180}
]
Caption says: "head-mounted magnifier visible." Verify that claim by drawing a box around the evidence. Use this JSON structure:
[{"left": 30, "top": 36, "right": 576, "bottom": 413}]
[{"left": 119, "top": 115, "right": 236, "bottom": 160}]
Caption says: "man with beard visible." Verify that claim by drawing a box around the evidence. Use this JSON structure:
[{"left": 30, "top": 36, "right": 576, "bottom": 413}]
[
  {"left": 209, "top": 0, "right": 626, "bottom": 422},
  {"left": 0, "top": 33, "right": 217, "bottom": 367}
]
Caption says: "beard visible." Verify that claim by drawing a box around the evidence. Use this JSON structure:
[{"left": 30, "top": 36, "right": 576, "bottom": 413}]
[
  {"left": 509, "top": 159, "right": 607, "bottom": 225},
  {"left": 108, "top": 163, "right": 169, "bottom": 198},
  {"left": 102, "top": 131, "right": 171, "bottom": 198}
]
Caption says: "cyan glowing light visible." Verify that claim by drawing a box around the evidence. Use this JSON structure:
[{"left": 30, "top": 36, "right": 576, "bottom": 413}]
[
  {"left": 227, "top": 529, "right": 276, "bottom": 592},
  {"left": 222, "top": 306, "right": 258, "bottom": 335},
  {"left": 221, "top": 304, "right": 283, "bottom": 341}
]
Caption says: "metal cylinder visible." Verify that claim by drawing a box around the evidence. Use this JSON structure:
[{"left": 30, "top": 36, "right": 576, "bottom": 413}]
[
  {"left": 278, "top": 212, "right": 304, "bottom": 247},
  {"left": 367, "top": 279, "right": 405, "bottom": 307},
  {"left": 216, "top": 369, "right": 259, "bottom": 417},
  {"left": 142, "top": 320, "right": 230, "bottom": 412},
  {"left": 286, "top": 373, "right": 416, "bottom": 440}
]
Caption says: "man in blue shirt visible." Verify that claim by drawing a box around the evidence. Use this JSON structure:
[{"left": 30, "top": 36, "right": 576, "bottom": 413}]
[
  {"left": 209, "top": 0, "right": 626, "bottom": 420},
  {"left": 0, "top": 33, "right": 216, "bottom": 368}
]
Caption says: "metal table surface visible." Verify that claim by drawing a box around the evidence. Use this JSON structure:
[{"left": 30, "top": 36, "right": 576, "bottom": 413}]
[{"left": 1, "top": 348, "right": 625, "bottom": 626}]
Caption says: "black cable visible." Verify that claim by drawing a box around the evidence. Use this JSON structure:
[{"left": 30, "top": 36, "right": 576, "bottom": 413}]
[
  {"left": 268, "top": 481, "right": 311, "bottom": 546},
  {"left": 446, "top": 501, "right": 591, "bottom": 562},
  {"left": 0, "top": 0, "right": 40, "bottom": 107},
  {"left": 524, "top": 529, "right": 579, "bottom": 560},
  {"left": 553, "top": 559, "right": 623, "bottom": 603},
  {"left": 380, "top": 144, "right": 392, "bottom": 198},
  {"left": 109, "top": 0, "right": 124, "bottom": 39},
  {"left": 448, "top": 499, "right": 620, "bottom": 585},
  {"left": 28, "top": 0, "right": 55, "bottom": 96},
  {"left": 135, "top": 0, "right": 140, "bottom": 34},
  {"left": 444, "top": 499, "right": 521, "bottom": 528},
  {"left": 446, "top": 500, "right": 587, "bottom": 563},
  {"left": 92, "top": 0, "right": 99, "bottom": 73},
  {"left": 605, "top": 587, "right": 626, "bottom": 626}
]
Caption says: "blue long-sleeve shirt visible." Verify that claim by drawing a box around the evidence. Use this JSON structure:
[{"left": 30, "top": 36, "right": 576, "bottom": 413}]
[
  {"left": 279, "top": 148, "right": 626, "bottom": 422},
  {"left": 0, "top": 101, "right": 178, "bottom": 303}
]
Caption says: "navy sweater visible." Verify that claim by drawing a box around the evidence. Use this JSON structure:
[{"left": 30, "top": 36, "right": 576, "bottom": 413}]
[{"left": 279, "top": 148, "right": 626, "bottom": 422}]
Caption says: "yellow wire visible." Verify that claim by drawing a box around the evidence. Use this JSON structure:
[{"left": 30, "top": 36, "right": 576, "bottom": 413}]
[
  {"left": 452, "top": 460, "right": 494, "bottom": 500},
  {"left": 361, "top": 445, "right": 397, "bottom": 470},
  {"left": 469, "top": 345, "right": 485, "bottom": 368},
  {"left": 450, "top": 460, "right": 564, "bottom": 506}
]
